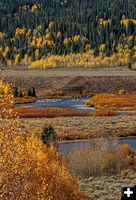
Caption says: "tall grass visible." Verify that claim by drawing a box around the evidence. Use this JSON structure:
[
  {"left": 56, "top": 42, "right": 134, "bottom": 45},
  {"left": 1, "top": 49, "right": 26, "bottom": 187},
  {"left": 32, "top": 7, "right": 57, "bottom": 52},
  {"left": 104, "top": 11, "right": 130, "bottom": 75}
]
[{"left": 63, "top": 140, "right": 135, "bottom": 178}]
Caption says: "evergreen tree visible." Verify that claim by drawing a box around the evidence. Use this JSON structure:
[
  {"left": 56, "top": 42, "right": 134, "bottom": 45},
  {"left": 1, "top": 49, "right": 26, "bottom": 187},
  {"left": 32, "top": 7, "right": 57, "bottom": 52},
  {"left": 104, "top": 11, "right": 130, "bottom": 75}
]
[
  {"left": 41, "top": 125, "right": 58, "bottom": 148},
  {"left": 27, "top": 89, "right": 32, "bottom": 97},
  {"left": 13, "top": 87, "right": 18, "bottom": 98},
  {"left": 31, "top": 87, "right": 36, "bottom": 97}
]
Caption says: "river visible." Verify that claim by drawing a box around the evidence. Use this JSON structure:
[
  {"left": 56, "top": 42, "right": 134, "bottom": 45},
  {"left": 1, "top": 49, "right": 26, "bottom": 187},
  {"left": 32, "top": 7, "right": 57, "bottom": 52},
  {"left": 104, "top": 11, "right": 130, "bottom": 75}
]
[
  {"left": 16, "top": 97, "right": 94, "bottom": 112},
  {"left": 17, "top": 97, "right": 136, "bottom": 115},
  {"left": 59, "top": 138, "right": 136, "bottom": 154}
]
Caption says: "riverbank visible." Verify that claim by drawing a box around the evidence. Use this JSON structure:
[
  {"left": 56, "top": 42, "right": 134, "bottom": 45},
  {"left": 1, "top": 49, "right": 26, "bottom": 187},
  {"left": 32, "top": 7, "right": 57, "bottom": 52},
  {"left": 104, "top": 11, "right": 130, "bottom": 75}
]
[{"left": 20, "top": 115, "right": 136, "bottom": 140}]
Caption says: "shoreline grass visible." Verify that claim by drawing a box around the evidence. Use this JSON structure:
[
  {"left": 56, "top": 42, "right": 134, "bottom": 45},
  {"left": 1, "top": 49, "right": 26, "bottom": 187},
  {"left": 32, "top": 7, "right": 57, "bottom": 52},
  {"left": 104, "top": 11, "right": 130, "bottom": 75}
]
[{"left": 14, "top": 107, "right": 89, "bottom": 118}]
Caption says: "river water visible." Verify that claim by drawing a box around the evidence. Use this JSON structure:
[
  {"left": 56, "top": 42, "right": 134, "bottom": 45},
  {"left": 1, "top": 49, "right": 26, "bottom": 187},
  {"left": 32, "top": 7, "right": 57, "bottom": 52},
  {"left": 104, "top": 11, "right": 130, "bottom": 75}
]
[
  {"left": 16, "top": 97, "right": 94, "bottom": 112},
  {"left": 59, "top": 138, "right": 136, "bottom": 154}
]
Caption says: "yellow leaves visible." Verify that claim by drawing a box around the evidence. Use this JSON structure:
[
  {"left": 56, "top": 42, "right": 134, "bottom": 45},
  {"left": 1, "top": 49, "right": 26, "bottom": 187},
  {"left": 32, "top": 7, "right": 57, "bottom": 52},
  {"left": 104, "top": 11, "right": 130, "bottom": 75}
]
[
  {"left": 14, "top": 27, "right": 31, "bottom": 38},
  {"left": 31, "top": 33, "right": 54, "bottom": 48},
  {"left": 31, "top": 39, "right": 36, "bottom": 47},
  {"left": 4, "top": 84, "right": 10, "bottom": 95},
  {"left": 30, "top": 49, "right": 134, "bottom": 69},
  {"left": 99, "top": 18, "right": 111, "bottom": 26},
  {"left": 0, "top": 32, "right": 6, "bottom": 40},
  {"left": 63, "top": 35, "right": 88, "bottom": 46},
  {"left": 73, "top": 35, "right": 81, "bottom": 43},
  {"left": 117, "top": 44, "right": 124, "bottom": 54},
  {"left": 37, "top": 37, "right": 43, "bottom": 48},
  {"left": 31, "top": 4, "right": 41, "bottom": 12},
  {"left": 0, "top": 32, "right": 3, "bottom": 39},
  {"left": 45, "top": 32, "right": 52, "bottom": 40},
  {"left": 48, "top": 22, "right": 54, "bottom": 30},
  {"left": 63, "top": 37, "right": 71, "bottom": 46},
  {"left": 35, "top": 49, "right": 40, "bottom": 60},
  {"left": 127, "top": 35, "right": 134, "bottom": 42},
  {"left": 15, "top": 27, "right": 26, "bottom": 37},
  {"left": 20, "top": 4, "right": 30, "bottom": 11},
  {"left": 57, "top": 31, "right": 62, "bottom": 40},
  {"left": 85, "top": 44, "right": 91, "bottom": 51},
  {"left": 99, "top": 43, "right": 106, "bottom": 54},
  {"left": 121, "top": 17, "right": 136, "bottom": 28},
  {"left": 0, "top": 81, "right": 10, "bottom": 96},
  {"left": 4, "top": 46, "right": 10, "bottom": 53},
  {"left": 2, "top": 46, "right": 10, "bottom": 58},
  {"left": 15, "top": 53, "right": 21, "bottom": 64},
  {"left": 37, "top": 24, "right": 43, "bottom": 31}
]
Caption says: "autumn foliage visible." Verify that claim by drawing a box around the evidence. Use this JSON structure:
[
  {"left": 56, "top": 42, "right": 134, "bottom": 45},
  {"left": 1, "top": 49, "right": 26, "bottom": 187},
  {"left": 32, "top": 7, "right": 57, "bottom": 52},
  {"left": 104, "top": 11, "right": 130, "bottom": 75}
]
[
  {"left": 14, "top": 106, "right": 89, "bottom": 118},
  {"left": 0, "top": 80, "right": 89, "bottom": 200},
  {"left": 86, "top": 93, "right": 136, "bottom": 112},
  {"left": 30, "top": 49, "right": 136, "bottom": 69}
]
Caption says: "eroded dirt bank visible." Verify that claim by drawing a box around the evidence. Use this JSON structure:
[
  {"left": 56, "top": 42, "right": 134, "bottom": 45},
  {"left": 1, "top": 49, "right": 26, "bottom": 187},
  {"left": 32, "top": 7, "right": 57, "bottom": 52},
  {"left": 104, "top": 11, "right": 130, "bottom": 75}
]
[{"left": 2, "top": 68, "right": 136, "bottom": 98}]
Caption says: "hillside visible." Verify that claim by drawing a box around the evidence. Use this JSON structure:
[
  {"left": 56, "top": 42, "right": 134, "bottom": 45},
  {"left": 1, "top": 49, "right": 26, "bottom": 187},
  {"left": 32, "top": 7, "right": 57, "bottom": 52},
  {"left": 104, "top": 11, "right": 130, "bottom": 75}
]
[{"left": 0, "top": 0, "right": 135, "bottom": 67}]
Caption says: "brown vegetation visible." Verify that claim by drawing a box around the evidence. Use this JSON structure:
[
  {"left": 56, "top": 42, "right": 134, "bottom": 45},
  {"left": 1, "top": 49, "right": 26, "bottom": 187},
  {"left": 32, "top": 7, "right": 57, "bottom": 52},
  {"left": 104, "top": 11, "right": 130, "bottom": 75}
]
[
  {"left": 14, "top": 107, "right": 89, "bottom": 118},
  {"left": 63, "top": 140, "right": 136, "bottom": 178}
]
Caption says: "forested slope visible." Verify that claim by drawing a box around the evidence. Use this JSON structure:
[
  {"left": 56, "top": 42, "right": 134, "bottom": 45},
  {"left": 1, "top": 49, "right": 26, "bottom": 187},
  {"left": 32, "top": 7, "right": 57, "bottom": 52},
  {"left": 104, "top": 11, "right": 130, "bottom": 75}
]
[{"left": 0, "top": 0, "right": 135, "bottom": 67}]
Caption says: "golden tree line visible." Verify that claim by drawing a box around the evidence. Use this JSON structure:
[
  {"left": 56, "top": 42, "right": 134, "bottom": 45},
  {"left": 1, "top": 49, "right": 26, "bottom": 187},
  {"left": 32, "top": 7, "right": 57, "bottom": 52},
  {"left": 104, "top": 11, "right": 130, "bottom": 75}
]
[{"left": 30, "top": 48, "right": 136, "bottom": 69}]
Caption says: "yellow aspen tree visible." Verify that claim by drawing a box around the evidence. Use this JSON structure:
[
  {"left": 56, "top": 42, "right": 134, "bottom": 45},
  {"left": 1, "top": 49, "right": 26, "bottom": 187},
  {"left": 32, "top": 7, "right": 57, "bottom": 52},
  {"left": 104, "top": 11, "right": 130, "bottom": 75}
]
[
  {"left": 0, "top": 80, "right": 89, "bottom": 200},
  {"left": 49, "top": 22, "right": 54, "bottom": 30},
  {"left": 57, "top": 31, "right": 62, "bottom": 40},
  {"left": 15, "top": 53, "right": 21, "bottom": 64}
]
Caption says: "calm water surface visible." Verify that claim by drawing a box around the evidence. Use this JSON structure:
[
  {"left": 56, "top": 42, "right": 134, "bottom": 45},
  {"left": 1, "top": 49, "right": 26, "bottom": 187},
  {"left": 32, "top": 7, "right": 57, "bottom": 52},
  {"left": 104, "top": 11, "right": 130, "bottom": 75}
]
[
  {"left": 16, "top": 98, "right": 94, "bottom": 112},
  {"left": 59, "top": 138, "right": 136, "bottom": 154}
]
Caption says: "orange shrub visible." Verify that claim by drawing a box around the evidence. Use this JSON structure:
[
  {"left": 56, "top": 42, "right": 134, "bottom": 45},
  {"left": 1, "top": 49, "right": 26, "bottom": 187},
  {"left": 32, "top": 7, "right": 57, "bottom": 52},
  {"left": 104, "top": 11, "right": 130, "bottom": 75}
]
[
  {"left": 87, "top": 93, "right": 136, "bottom": 111},
  {"left": 92, "top": 106, "right": 117, "bottom": 116},
  {"left": 14, "top": 107, "right": 89, "bottom": 118}
]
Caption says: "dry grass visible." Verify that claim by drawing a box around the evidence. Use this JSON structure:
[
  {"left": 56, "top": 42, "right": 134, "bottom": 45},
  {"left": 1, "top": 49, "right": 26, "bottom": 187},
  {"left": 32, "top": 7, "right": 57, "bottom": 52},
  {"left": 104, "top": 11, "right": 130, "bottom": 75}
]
[
  {"left": 19, "top": 116, "right": 136, "bottom": 140},
  {"left": 58, "top": 132, "right": 95, "bottom": 140},
  {"left": 14, "top": 107, "right": 89, "bottom": 118},
  {"left": 63, "top": 140, "right": 136, "bottom": 178}
]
